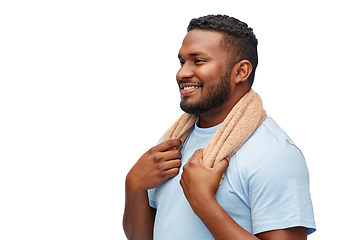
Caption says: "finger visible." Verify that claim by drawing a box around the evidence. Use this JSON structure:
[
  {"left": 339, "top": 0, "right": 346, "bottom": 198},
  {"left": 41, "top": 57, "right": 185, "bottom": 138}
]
[
  {"left": 162, "top": 159, "right": 182, "bottom": 170},
  {"left": 215, "top": 158, "right": 229, "bottom": 176},
  {"left": 194, "top": 148, "right": 204, "bottom": 158},
  {"left": 163, "top": 166, "right": 180, "bottom": 179},
  {"left": 190, "top": 149, "right": 204, "bottom": 164},
  {"left": 155, "top": 139, "right": 182, "bottom": 152},
  {"left": 151, "top": 149, "right": 181, "bottom": 164},
  {"left": 162, "top": 149, "right": 182, "bottom": 161}
]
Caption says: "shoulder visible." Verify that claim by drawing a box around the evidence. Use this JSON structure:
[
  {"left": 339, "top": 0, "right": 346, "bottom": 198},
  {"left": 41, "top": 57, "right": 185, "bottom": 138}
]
[
  {"left": 229, "top": 117, "right": 315, "bottom": 234},
  {"left": 236, "top": 116, "right": 304, "bottom": 158},
  {"left": 231, "top": 116, "right": 309, "bottom": 180},
  {"left": 245, "top": 116, "right": 299, "bottom": 151}
]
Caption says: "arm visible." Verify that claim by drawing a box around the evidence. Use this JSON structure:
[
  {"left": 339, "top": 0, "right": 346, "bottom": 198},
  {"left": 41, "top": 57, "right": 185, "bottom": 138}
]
[
  {"left": 180, "top": 149, "right": 308, "bottom": 240},
  {"left": 123, "top": 139, "right": 182, "bottom": 240},
  {"left": 123, "top": 186, "right": 156, "bottom": 240}
]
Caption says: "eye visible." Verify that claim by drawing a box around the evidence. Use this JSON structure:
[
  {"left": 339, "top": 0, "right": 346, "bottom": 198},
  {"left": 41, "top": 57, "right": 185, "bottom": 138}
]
[
  {"left": 179, "top": 59, "right": 185, "bottom": 66},
  {"left": 194, "top": 58, "right": 206, "bottom": 64}
]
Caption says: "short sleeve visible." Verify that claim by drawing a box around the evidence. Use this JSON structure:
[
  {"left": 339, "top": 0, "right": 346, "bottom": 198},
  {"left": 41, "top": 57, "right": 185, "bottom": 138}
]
[
  {"left": 249, "top": 140, "right": 316, "bottom": 235},
  {"left": 147, "top": 188, "right": 156, "bottom": 209}
]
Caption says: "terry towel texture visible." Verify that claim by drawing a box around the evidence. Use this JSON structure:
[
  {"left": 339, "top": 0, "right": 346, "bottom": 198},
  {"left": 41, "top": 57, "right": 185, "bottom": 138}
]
[{"left": 162, "top": 89, "right": 267, "bottom": 168}]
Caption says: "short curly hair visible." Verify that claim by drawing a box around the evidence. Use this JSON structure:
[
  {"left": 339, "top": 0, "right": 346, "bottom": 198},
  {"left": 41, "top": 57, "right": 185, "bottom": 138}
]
[{"left": 187, "top": 14, "right": 258, "bottom": 85}]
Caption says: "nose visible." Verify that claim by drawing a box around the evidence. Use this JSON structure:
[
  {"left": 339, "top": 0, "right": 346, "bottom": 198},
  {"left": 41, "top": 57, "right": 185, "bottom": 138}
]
[{"left": 176, "top": 63, "right": 194, "bottom": 82}]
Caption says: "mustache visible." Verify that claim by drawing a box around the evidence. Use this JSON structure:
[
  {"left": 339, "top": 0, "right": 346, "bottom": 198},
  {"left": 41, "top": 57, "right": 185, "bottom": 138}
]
[{"left": 179, "top": 79, "right": 203, "bottom": 87}]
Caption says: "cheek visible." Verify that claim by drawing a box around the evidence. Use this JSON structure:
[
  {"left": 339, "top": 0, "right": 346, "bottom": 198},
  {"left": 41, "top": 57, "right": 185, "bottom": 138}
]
[
  {"left": 195, "top": 65, "right": 222, "bottom": 85},
  {"left": 197, "top": 73, "right": 222, "bottom": 93}
]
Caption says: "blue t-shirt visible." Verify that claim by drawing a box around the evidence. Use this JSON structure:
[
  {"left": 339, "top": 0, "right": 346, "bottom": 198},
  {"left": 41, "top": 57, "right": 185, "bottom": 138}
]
[{"left": 148, "top": 116, "right": 316, "bottom": 239}]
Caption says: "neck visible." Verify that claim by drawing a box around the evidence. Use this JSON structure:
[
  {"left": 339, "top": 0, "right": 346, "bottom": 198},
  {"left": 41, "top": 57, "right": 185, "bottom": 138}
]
[
  {"left": 198, "top": 112, "right": 226, "bottom": 128},
  {"left": 198, "top": 88, "right": 250, "bottom": 128}
]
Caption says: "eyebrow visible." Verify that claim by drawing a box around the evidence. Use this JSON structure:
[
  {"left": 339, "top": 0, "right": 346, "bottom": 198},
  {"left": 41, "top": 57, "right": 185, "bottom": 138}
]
[{"left": 178, "top": 51, "right": 208, "bottom": 59}]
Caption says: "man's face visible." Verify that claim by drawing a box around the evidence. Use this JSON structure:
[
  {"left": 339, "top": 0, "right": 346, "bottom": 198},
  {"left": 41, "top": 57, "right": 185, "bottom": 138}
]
[{"left": 177, "top": 30, "right": 232, "bottom": 115}]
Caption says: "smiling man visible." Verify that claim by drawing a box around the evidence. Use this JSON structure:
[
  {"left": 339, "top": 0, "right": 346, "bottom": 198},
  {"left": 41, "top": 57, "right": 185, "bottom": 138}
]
[{"left": 123, "top": 15, "right": 316, "bottom": 240}]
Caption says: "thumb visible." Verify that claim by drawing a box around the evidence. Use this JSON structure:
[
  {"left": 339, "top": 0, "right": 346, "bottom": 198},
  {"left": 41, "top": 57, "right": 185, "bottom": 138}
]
[
  {"left": 193, "top": 148, "right": 204, "bottom": 164},
  {"left": 215, "top": 157, "right": 229, "bottom": 175}
]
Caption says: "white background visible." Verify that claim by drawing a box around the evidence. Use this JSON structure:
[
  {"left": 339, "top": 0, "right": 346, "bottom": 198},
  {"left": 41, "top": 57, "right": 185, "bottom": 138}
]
[{"left": 1, "top": 0, "right": 359, "bottom": 239}]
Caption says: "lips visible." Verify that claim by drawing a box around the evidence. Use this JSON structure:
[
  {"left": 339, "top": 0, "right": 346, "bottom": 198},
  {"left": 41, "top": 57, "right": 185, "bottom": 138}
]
[{"left": 180, "top": 84, "right": 201, "bottom": 96}]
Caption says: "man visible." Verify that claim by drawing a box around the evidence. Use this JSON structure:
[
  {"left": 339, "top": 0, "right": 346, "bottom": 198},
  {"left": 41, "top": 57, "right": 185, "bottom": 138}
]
[{"left": 123, "top": 14, "right": 316, "bottom": 240}]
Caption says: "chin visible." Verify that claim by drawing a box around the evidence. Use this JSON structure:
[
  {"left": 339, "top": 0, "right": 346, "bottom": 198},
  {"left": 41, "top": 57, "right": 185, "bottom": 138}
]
[{"left": 180, "top": 100, "right": 211, "bottom": 115}]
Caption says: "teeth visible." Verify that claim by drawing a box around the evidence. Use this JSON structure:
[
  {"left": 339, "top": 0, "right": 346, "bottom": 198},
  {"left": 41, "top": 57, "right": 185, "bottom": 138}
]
[{"left": 183, "top": 86, "right": 199, "bottom": 90}]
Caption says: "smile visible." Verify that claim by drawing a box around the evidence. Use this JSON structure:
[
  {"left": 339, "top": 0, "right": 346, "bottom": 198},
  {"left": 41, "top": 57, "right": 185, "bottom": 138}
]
[
  {"left": 183, "top": 86, "right": 200, "bottom": 90},
  {"left": 180, "top": 85, "right": 201, "bottom": 96}
]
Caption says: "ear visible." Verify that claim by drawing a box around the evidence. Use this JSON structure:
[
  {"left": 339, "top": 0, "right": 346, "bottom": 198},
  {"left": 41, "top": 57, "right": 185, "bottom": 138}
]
[{"left": 233, "top": 60, "right": 252, "bottom": 85}]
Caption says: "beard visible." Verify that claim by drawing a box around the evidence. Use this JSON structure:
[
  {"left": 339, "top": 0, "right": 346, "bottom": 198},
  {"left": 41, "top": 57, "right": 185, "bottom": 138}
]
[{"left": 180, "top": 69, "right": 231, "bottom": 115}]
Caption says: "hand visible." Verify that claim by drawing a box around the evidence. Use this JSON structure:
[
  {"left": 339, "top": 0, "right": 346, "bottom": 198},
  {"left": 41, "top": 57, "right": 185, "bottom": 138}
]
[
  {"left": 126, "top": 139, "right": 182, "bottom": 192},
  {"left": 180, "top": 149, "right": 229, "bottom": 213}
]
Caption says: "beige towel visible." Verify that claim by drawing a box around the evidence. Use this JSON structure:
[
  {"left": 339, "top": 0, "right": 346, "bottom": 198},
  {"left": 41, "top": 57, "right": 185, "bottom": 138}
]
[{"left": 162, "top": 89, "right": 266, "bottom": 168}]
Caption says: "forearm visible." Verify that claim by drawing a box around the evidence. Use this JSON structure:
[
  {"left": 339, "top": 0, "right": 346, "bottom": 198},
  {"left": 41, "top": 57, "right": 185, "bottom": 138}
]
[
  {"left": 123, "top": 181, "right": 155, "bottom": 240},
  {"left": 193, "top": 198, "right": 259, "bottom": 240},
  {"left": 123, "top": 140, "right": 182, "bottom": 239}
]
